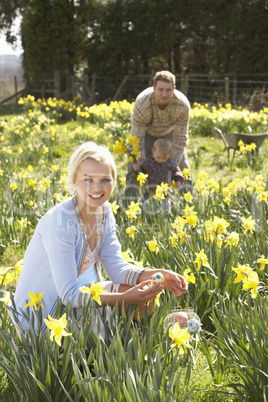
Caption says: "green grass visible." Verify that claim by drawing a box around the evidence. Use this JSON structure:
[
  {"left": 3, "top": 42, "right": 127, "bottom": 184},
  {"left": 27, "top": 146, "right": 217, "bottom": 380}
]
[
  {"left": 0, "top": 368, "right": 16, "bottom": 402},
  {"left": 187, "top": 135, "right": 268, "bottom": 185}
]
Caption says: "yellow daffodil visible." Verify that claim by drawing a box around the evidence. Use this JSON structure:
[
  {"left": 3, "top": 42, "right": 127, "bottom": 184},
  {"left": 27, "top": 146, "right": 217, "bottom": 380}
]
[
  {"left": 148, "top": 237, "right": 160, "bottom": 254},
  {"left": 186, "top": 214, "right": 198, "bottom": 227},
  {"left": 183, "top": 206, "right": 198, "bottom": 227},
  {"left": 44, "top": 313, "right": 72, "bottom": 346},
  {"left": 15, "top": 259, "right": 23, "bottom": 275},
  {"left": 183, "top": 269, "right": 196, "bottom": 284},
  {"left": 184, "top": 192, "right": 193, "bottom": 203},
  {"left": 154, "top": 182, "right": 169, "bottom": 201},
  {"left": 113, "top": 140, "right": 127, "bottom": 155},
  {"left": 154, "top": 186, "right": 166, "bottom": 201},
  {"left": 160, "top": 182, "right": 169, "bottom": 194},
  {"left": 126, "top": 225, "right": 136, "bottom": 239},
  {"left": 257, "top": 191, "right": 268, "bottom": 203},
  {"left": 10, "top": 182, "right": 18, "bottom": 192},
  {"left": 241, "top": 216, "right": 255, "bottom": 233},
  {"left": 239, "top": 144, "right": 246, "bottom": 154},
  {"left": 242, "top": 270, "right": 260, "bottom": 298},
  {"left": 154, "top": 292, "right": 161, "bottom": 307},
  {"left": 110, "top": 201, "right": 119, "bottom": 214},
  {"left": 182, "top": 168, "right": 190, "bottom": 180},
  {"left": 17, "top": 218, "right": 30, "bottom": 228},
  {"left": 121, "top": 250, "right": 143, "bottom": 266},
  {"left": 51, "top": 164, "right": 59, "bottom": 173},
  {"left": 120, "top": 177, "right": 126, "bottom": 187},
  {"left": 0, "top": 293, "right": 11, "bottom": 309},
  {"left": 183, "top": 205, "right": 196, "bottom": 218},
  {"left": 80, "top": 282, "right": 108, "bottom": 306},
  {"left": 232, "top": 265, "right": 253, "bottom": 283},
  {"left": 126, "top": 201, "right": 140, "bottom": 220},
  {"left": 171, "top": 216, "right": 186, "bottom": 232},
  {"left": 127, "top": 135, "right": 139, "bottom": 148},
  {"left": 213, "top": 216, "right": 229, "bottom": 234},
  {"left": 38, "top": 176, "right": 52, "bottom": 193},
  {"left": 169, "top": 232, "right": 179, "bottom": 247},
  {"left": 177, "top": 230, "right": 190, "bottom": 245},
  {"left": 256, "top": 255, "right": 268, "bottom": 271},
  {"left": 29, "top": 178, "right": 38, "bottom": 188},
  {"left": 137, "top": 172, "right": 148, "bottom": 187},
  {"left": 198, "top": 170, "right": 207, "bottom": 180},
  {"left": 206, "top": 178, "right": 220, "bottom": 193},
  {"left": 245, "top": 143, "right": 257, "bottom": 152},
  {"left": 169, "top": 323, "right": 191, "bottom": 354},
  {"left": 224, "top": 232, "right": 239, "bottom": 247},
  {"left": 24, "top": 291, "right": 45, "bottom": 310},
  {"left": 121, "top": 250, "right": 133, "bottom": 262},
  {"left": 194, "top": 249, "right": 210, "bottom": 271}
]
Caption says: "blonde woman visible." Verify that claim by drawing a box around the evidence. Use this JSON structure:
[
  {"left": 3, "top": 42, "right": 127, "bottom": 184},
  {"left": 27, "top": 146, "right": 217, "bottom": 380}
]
[{"left": 12, "top": 142, "right": 187, "bottom": 334}]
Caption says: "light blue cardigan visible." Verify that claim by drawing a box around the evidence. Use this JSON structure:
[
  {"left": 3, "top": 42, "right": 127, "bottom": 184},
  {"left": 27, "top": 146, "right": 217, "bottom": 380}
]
[{"left": 11, "top": 196, "right": 144, "bottom": 332}]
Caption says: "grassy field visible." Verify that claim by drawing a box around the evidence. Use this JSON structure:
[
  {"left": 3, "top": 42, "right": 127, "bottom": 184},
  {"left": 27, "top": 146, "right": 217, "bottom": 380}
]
[{"left": 0, "top": 99, "right": 267, "bottom": 401}]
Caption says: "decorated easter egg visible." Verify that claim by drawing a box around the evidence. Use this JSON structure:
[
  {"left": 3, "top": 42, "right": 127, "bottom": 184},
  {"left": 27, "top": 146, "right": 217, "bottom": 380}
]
[
  {"left": 174, "top": 312, "right": 188, "bottom": 328},
  {"left": 185, "top": 318, "right": 200, "bottom": 334},
  {"left": 148, "top": 272, "right": 164, "bottom": 288}
]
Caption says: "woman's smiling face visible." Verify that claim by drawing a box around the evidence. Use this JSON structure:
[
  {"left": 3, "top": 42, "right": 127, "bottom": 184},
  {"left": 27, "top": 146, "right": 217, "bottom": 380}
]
[{"left": 74, "top": 158, "right": 113, "bottom": 213}]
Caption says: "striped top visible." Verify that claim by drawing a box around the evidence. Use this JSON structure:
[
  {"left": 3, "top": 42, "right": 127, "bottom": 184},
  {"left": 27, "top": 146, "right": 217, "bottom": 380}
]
[{"left": 131, "top": 87, "right": 190, "bottom": 165}]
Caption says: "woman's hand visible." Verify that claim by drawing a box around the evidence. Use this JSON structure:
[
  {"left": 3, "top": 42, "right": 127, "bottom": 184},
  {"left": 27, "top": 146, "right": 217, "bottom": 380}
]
[
  {"left": 161, "top": 271, "right": 188, "bottom": 297},
  {"left": 138, "top": 269, "right": 188, "bottom": 297},
  {"left": 122, "top": 281, "right": 163, "bottom": 305}
]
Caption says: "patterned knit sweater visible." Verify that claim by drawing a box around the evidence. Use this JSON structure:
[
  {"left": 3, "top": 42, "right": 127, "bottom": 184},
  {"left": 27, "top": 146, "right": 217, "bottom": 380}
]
[
  {"left": 131, "top": 87, "right": 190, "bottom": 166},
  {"left": 139, "top": 155, "right": 184, "bottom": 194}
]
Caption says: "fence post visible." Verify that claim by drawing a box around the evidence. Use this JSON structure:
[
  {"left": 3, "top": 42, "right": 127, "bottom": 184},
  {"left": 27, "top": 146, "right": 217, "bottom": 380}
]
[
  {"left": 233, "top": 70, "right": 237, "bottom": 106},
  {"left": 225, "top": 77, "right": 230, "bottom": 104},
  {"left": 54, "top": 70, "right": 61, "bottom": 99},
  {"left": 14, "top": 76, "right": 18, "bottom": 109},
  {"left": 113, "top": 75, "right": 128, "bottom": 101},
  {"left": 181, "top": 71, "right": 189, "bottom": 96},
  {"left": 91, "top": 73, "right": 96, "bottom": 105}
]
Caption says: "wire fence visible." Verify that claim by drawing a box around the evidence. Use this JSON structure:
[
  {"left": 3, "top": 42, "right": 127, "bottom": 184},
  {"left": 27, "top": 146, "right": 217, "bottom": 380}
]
[
  {"left": 1, "top": 73, "right": 267, "bottom": 110},
  {"left": 74, "top": 74, "right": 268, "bottom": 109}
]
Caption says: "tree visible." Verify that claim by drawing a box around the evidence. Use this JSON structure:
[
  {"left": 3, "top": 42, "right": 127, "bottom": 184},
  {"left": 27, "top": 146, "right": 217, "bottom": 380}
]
[
  {"left": 0, "top": 0, "right": 22, "bottom": 45},
  {"left": 21, "top": 0, "right": 90, "bottom": 93}
]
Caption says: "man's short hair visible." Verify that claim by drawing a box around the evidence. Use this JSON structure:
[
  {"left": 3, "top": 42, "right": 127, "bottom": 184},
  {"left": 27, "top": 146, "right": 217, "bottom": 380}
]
[{"left": 153, "top": 71, "right": 176, "bottom": 86}]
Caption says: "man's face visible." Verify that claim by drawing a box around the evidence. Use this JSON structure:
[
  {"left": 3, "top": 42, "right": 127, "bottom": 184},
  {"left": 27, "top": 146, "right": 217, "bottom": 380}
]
[{"left": 153, "top": 80, "right": 175, "bottom": 108}]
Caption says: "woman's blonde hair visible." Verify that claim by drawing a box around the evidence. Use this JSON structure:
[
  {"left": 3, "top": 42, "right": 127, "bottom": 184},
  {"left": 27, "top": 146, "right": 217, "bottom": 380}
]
[{"left": 68, "top": 141, "right": 117, "bottom": 195}]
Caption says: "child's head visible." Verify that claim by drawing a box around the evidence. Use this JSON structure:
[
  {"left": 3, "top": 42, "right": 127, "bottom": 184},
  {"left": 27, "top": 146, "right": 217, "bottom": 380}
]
[{"left": 152, "top": 138, "right": 172, "bottom": 164}]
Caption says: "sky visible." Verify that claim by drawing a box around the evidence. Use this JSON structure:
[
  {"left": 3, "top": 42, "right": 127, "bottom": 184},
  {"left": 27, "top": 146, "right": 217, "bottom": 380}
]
[
  {"left": 0, "top": 35, "right": 23, "bottom": 55},
  {"left": 0, "top": 17, "right": 23, "bottom": 56}
]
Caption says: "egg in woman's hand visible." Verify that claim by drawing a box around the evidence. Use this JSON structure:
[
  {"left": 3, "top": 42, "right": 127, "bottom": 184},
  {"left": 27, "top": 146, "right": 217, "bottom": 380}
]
[{"left": 148, "top": 272, "right": 164, "bottom": 288}]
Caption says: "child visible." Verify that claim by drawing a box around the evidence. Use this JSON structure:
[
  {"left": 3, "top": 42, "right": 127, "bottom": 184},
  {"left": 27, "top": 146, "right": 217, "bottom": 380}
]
[{"left": 133, "top": 138, "right": 184, "bottom": 202}]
